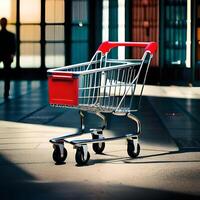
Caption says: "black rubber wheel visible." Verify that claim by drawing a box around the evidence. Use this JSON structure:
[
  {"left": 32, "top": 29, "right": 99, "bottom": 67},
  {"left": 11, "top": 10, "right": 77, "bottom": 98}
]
[
  {"left": 52, "top": 145, "right": 67, "bottom": 164},
  {"left": 75, "top": 147, "right": 90, "bottom": 166},
  {"left": 92, "top": 132, "right": 105, "bottom": 154},
  {"left": 92, "top": 142, "right": 105, "bottom": 154},
  {"left": 127, "top": 140, "right": 140, "bottom": 158}
]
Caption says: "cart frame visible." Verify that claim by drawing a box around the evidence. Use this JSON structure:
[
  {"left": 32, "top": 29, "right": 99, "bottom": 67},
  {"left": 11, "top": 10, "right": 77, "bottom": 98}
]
[{"left": 48, "top": 41, "right": 157, "bottom": 166}]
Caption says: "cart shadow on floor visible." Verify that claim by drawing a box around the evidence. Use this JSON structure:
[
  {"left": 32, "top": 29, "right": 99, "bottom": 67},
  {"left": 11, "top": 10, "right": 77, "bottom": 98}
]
[{"left": 86, "top": 148, "right": 200, "bottom": 166}]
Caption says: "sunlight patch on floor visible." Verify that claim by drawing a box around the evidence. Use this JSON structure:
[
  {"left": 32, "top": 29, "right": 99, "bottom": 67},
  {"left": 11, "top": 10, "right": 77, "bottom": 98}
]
[{"left": 140, "top": 85, "right": 200, "bottom": 99}]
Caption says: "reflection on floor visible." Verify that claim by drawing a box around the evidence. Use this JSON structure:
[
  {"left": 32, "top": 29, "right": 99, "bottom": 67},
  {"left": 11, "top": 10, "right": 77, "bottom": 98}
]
[{"left": 0, "top": 80, "right": 199, "bottom": 199}]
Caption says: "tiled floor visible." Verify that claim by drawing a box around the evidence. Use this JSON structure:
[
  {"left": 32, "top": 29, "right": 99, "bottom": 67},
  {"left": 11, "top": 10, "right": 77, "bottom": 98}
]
[
  {"left": 0, "top": 81, "right": 199, "bottom": 150},
  {"left": 0, "top": 80, "right": 199, "bottom": 199}
]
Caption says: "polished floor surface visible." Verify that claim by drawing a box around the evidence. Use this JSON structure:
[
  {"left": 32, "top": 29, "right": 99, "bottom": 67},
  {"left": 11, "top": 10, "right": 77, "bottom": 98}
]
[{"left": 0, "top": 81, "right": 199, "bottom": 199}]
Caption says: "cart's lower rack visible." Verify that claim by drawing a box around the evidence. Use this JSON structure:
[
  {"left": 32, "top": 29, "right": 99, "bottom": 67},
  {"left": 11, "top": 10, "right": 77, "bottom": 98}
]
[
  {"left": 49, "top": 129, "right": 140, "bottom": 166},
  {"left": 50, "top": 134, "right": 138, "bottom": 145},
  {"left": 50, "top": 104, "right": 137, "bottom": 113}
]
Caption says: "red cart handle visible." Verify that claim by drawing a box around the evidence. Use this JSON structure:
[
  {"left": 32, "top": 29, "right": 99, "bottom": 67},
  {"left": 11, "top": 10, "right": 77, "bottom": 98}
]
[{"left": 97, "top": 41, "right": 157, "bottom": 55}]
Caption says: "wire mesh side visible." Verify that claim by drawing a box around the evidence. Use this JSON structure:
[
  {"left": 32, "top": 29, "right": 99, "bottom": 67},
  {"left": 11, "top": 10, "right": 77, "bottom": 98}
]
[
  {"left": 77, "top": 52, "right": 153, "bottom": 114},
  {"left": 78, "top": 61, "right": 141, "bottom": 113}
]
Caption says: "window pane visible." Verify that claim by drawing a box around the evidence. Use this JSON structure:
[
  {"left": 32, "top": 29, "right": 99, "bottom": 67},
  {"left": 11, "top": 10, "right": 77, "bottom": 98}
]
[
  {"left": 21, "top": 25, "right": 40, "bottom": 41},
  {"left": 132, "top": 0, "right": 159, "bottom": 66},
  {"left": 20, "top": 43, "right": 41, "bottom": 68},
  {"left": 0, "top": 0, "right": 16, "bottom": 23},
  {"left": 164, "top": 1, "right": 186, "bottom": 66},
  {"left": 20, "top": 0, "right": 41, "bottom": 23},
  {"left": 7, "top": 25, "right": 16, "bottom": 34},
  {"left": 72, "top": 26, "right": 88, "bottom": 41},
  {"left": 46, "top": 25, "right": 64, "bottom": 41},
  {"left": 71, "top": 42, "right": 88, "bottom": 64},
  {"left": 45, "top": 43, "right": 65, "bottom": 68},
  {"left": 72, "top": 0, "right": 88, "bottom": 23},
  {"left": 46, "top": 0, "right": 64, "bottom": 23}
]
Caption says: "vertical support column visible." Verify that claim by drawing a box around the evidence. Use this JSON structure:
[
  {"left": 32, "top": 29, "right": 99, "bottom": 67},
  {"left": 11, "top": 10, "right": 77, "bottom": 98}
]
[
  {"left": 16, "top": 0, "right": 20, "bottom": 69},
  {"left": 102, "top": 0, "right": 109, "bottom": 42},
  {"left": 191, "top": 0, "right": 196, "bottom": 83},
  {"left": 88, "top": 0, "right": 95, "bottom": 58},
  {"left": 118, "top": 0, "right": 125, "bottom": 60},
  {"left": 125, "top": 0, "right": 131, "bottom": 58},
  {"left": 89, "top": 0, "right": 102, "bottom": 57},
  {"left": 159, "top": 0, "right": 165, "bottom": 83},
  {"left": 94, "top": 0, "right": 103, "bottom": 50},
  {"left": 41, "top": 0, "right": 46, "bottom": 69},
  {"left": 109, "top": 0, "right": 118, "bottom": 58},
  {"left": 186, "top": 0, "right": 191, "bottom": 69},
  {"left": 65, "top": 0, "right": 71, "bottom": 65}
]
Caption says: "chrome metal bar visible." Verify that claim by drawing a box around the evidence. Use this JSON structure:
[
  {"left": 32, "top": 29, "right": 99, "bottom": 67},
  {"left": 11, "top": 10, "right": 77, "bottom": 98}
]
[
  {"left": 95, "top": 112, "right": 106, "bottom": 128},
  {"left": 127, "top": 113, "right": 141, "bottom": 135},
  {"left": 70, "top": 134, "right": 137, "bottom": 146},
  {"left": 137, "top": 54, "right": 153, "bottom": 110},
  {"left": 49, "top": 132, "right": 85, "bottom": 143}
]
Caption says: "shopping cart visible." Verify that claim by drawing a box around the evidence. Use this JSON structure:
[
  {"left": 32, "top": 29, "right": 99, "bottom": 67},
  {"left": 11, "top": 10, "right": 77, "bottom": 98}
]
[{"left": 48, "top": 41, "right": 157, "bottom": 166}]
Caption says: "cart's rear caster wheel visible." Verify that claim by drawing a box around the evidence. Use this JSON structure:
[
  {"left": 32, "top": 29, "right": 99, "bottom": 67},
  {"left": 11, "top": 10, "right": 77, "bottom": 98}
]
[
  {"left": 92, "top": 132, "right": 105, "bottom": 154},
  {"left": 52, "top": 145, "right": 67, "bottom": 164},
  {"left": 75, "top": 147, "right": 90, "bottom": 166},
  {"left": 92, "top": 142, "right": 105, "bottom": 154},
  {"left": 127, "top": 140, "right": 140, "bottom": 158}
]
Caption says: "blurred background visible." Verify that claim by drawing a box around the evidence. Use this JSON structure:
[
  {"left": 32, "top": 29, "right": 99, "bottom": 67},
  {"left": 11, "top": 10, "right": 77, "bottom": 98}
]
[
  {"left": 0, "top": 0, "right": 199, "bottom": 85},
  {"left": 0, "top": 2, "right": 199, "bottom": 198}
]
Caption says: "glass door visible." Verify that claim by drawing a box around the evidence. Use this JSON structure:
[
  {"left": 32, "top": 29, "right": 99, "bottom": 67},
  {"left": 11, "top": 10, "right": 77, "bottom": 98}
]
[
  {"left": 0, "top": 0, "right": 17, "bottom": 68},
  {"left": 131, "top": 0, "right": 159, "bottom": 67},
  {"left": 164, "top": 0, "right": 187, "bottom": 67}
]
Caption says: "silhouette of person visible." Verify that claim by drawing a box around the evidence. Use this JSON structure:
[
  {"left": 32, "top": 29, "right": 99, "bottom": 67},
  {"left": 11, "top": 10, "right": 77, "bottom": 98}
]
[{"left": 0, "top": 18, "right": 16, "bottom": 99}]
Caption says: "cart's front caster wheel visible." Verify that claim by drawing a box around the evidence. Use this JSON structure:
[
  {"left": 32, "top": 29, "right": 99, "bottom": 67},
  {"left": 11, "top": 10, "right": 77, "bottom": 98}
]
[
  {"left": 75, "top": 147, "right": 90, "bottom": 166},
  {"left": 127, "top": 140, "right": 140, "bottom": 158},
  {"left": 92, "top": 132, "right": 105, "bottom": 154},
  {"left": 52, "top": 145, "right": 67, "bottom": 164}
]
